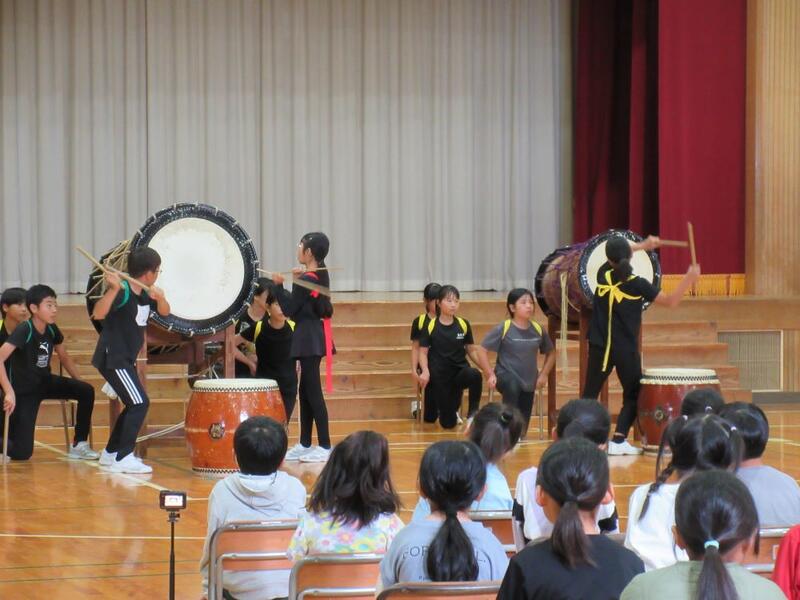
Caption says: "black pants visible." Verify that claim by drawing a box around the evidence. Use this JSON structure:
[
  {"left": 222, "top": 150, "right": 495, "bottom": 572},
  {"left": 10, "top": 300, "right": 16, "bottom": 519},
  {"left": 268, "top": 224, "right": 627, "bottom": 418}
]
[
  {"left": 429, "top": 366, "right": 482, "bottom": 429},
  {"left": 100, "top": 366, "right": 149, "bottom": 460},
  {"left": 2, "top": 375, "right": 95, "bottom": 460},
  {"left": 261, "top": 370, "right": 298, "bottom": 422},
  {"left": 581, "top": 345, "right": 641, "bottom": 438},
  {"left": 297, "top": 356, "right": 330, "bottom": 448},
  {"left": 496, "top": 373, "right": 535, "bottom": 433}
]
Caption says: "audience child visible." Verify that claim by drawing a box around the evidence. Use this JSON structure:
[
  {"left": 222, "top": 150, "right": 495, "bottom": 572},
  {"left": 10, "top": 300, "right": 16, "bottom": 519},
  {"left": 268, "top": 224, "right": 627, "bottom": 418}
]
[
  {"left": 200, "top": 416, "right": 306, "bottom": 600},
  {"left": 288, "top": 431, "right": 404, "bottom": 558},
  {"left": 680, "top": 388, "right": 725, "bottom": 417},
  {"left": 625, "top": 414, "right": 742, "bottom": 570},
  {"left": 498, "top": 437, "right": 644, "bottom": 599},
  {"left": 621, "top": 470, "right": 785, "bottom": 600},
  {"left": 721, "top": 401, "right": 800, "bottom": 526},
  {"left": 380, "top": 441, "right": 508, "bottom": 588}
]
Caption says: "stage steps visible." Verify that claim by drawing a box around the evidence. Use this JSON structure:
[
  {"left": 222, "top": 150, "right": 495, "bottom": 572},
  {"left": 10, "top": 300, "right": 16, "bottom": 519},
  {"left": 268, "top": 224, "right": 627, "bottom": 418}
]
[{"left": 41, "top": 300, "right": 751, "bottom": 426}]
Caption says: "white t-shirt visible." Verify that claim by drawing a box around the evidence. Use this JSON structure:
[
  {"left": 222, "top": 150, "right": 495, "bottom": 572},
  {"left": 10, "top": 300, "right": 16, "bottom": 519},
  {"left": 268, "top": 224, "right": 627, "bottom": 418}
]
[
  {"left": 624, "top": 482, "right": 688, "bottom": 571},
  {"left": 514, "top": 466, "right": 618, "bottom": 544}
]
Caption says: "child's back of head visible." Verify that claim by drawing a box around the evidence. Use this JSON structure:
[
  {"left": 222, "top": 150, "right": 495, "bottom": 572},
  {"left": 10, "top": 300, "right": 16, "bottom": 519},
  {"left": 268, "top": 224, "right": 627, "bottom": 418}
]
[
  {"left": 681, "top": 388, "right": 725, "bottom": 417},
  {"left": 640, "top": 414, "right": 742, "bottom": 519},
  {"left": 234, "top": 416, "right": 287, "bottom": 475},
  {"left": 674, "top": 470, "right": 759, "bottom": 600},
  {"left": 536, "top": 437, "right": 610, "bottom": 568},
  {"left": 719, "top": 402, "right": 769, "bottom": 460},
  {"left": 308, "top": 430, "right": 400, "bottom": 526},
  {"left": 419, "top": 440, "right": 486, "bottom": 581},
  {"left": 468, "top": 402, "right": 524, "bottom": 464},
  {"left": 556, "top": 398, "right": 611, "bottom": 446}
]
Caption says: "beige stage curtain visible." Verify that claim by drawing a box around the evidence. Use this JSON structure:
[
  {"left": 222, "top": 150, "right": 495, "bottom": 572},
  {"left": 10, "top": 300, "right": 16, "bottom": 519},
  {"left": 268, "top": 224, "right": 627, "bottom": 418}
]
[{"left": 1, "top": 0, "right": 571, "bottom": 292}]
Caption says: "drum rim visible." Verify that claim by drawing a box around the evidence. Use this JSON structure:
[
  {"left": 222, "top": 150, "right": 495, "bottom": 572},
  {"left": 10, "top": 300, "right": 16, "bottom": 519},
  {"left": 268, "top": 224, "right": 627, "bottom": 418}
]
[
  {"left": 130, "top": 203, "right": 259, "bottom": 337},
  {"left": 577, "top": 229, "right": 662, "bottom": 310},
  {"left": 641, "top": 367, "right": 718, "bottom": 377},
  {"left": 192, "top": 377, "right": 279, "bottom": 391}
]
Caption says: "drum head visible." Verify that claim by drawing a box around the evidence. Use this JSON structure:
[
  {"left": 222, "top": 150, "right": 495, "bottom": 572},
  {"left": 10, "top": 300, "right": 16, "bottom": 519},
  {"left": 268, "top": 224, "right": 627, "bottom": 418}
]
[
  {"left": 131, "top": 204, "right": 259, "bottom": 336},
  {"left": 578, "top": 229, "right": 661, "bottom": 309}
]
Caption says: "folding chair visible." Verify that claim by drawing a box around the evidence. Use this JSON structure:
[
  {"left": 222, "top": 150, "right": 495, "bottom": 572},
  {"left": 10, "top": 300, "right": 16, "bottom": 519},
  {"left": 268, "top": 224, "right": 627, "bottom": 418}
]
[
  {"left": 288, "top": 553, "right": 383, "bottom": 599},
  {"left": 208, "top": 519, "right": 299, "bottom": 600},
  {"left": 469, "top": 510, "right": 516, "bottom": 556},
  {"left": 376, "top": 581, "right": 502, "bottom": 599},
  {"left": 744, "top": 527, "right": 790, "bottom": 578}
]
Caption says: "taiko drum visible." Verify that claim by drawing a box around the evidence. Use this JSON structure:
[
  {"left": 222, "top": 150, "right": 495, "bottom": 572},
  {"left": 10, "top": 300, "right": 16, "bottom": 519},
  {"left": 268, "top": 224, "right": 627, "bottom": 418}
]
[
  {"left": 185, "top": 378, "right": 286, "bottom": 475},
  {"left": 637, "top": 368, "right": 721, "bottom": 453}
]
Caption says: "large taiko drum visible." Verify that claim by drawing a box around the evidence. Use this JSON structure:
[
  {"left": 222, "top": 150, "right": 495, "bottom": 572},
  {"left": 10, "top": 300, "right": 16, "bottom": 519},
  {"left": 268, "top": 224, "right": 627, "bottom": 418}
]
[
  {"left": 534, "top": 229, "right": 661, "bottom": 323},
  {"left": 185, "top": 379, "right": 286, "bottom": 475},
  {"left": 637, "top": 368, "right": 721, "bottom": 453},
  {"left": 85, "top": 203, "right": 260, "bottom": 337}
]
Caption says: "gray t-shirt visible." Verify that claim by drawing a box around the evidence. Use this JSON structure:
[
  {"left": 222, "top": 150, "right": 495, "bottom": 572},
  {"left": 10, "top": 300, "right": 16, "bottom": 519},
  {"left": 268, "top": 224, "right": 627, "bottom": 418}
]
[
  {"left": 380, "top": 519, "right": 509, "bottom": 588},
  {"left": 481, "top": 321, "right": 554, "bottom": 392},
  {"left": 737, "top": 465, "right": 800, "bottom": 527}
]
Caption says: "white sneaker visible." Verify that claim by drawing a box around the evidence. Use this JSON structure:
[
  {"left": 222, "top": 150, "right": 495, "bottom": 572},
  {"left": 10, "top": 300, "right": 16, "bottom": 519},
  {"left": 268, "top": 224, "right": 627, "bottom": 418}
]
[
  {"left": 608, "top": 440, "right": 643, "bottom": 456},
  {"left": 299, "top": 446, "right": 331, "bottom": 463},
  {"left": 109, "top": 453, "right": 153, "bottom": 474},
  {"left": 0, "top": 453, "right": 10, "bottom": 464},
  {"left": 68, "top": 441, "right": 100, "bottom": 460},
  {"left": 285, "top": 443, "right": 314, "bottom": 461},
  {"left": 99, "top": 449, "right": 117, "bottom": 467}
]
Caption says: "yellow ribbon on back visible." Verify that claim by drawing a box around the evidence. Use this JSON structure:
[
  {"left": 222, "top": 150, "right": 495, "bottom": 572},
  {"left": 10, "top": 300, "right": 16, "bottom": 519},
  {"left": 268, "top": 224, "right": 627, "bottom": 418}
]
[{"left": 596, "top": 269, "right": 642, "bottom": 371}]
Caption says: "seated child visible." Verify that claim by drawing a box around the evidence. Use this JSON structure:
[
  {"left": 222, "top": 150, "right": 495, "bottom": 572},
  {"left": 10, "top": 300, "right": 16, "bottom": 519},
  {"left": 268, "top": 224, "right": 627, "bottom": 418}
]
[
  {"left": 680, "top": 388, "right": 725, "bottom": 417},
  {"left": 0, "top": 285, "right": 96, "bottom": 461},
  {"left": 288, "top": 430, "right": 404, "bottom": 559},
  {"left": 379, "top": 440, "right": 508, "bottom": 589},
  {"left": 411, "top": 402, "right": 524, "bottom": 520},
  {"left": 410, "top": 282, "right": 441, "bottom": 419},
  {"left": 625, "top": 414, "right": 742, "bottom": 571},
  {"left": 200, "top": 416, "right": 306, "bottom": 600},
  {"left": 233, "top": 277, "right": 270, "bottom": 378},
  {"left": 514, "top": 398, "right": 619, "bottom": 545},
  {"left": 721, "top": 401, "right": 800, "bottom": 526},
  {"left": 237, "top": 287, "right": 298, "bottom": 420},
  {"left": 621, "top": 470, "right": 785, "bottom": 599},
  {"left": 498, "top": 438, "right": 644, "bottom": 599}
]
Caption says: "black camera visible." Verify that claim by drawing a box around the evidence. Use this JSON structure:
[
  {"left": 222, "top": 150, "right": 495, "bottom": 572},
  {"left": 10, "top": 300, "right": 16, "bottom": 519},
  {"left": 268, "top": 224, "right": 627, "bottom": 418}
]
[{"left": 159, "top": 490, "right": 187, "bottom": 511}]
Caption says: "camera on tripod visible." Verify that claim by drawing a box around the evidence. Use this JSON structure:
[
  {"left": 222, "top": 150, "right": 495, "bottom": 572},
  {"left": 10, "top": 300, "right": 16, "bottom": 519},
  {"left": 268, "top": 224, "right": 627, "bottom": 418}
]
[{"left": 159, "top": 490, "right": 187, "bottom": 512}]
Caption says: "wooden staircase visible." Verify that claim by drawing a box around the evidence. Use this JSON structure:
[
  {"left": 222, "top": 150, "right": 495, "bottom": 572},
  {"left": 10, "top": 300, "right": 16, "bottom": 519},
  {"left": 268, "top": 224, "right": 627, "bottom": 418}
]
[{"left": 43, "top": 299, "right": 751, "bottom": 427}]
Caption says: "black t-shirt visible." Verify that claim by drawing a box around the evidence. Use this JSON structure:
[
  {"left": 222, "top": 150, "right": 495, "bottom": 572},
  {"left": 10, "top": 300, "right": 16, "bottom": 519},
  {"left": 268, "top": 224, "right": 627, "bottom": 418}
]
[
  {"left": 588, "top": 263, "right": 659, "bottom": 353},
  {"left": 234, "top": 311, "right": 257, "bottom": 378},
  {"left": 275, "top": 271, "right": 334, "bottom": 358},
  {"left": 5, "top": 320, "right": 64, "bottom": 394},
  {"left": 92, "top": 281, "right": 158, "bottom": 370},
  {"left": 497, "top": 535, "right": 644, "bottom": 600},
  {"left": 419, "top": 317, "right": 474, "bottom": 375},
  {"left": 0, "top": 320, "right": 9, "bottom": 348},
  {"left": 409, "top": 313, "right": 433, "bottom": 343},
  {"left": 241, "top": 319, "right": 297, "bottom": 382}
]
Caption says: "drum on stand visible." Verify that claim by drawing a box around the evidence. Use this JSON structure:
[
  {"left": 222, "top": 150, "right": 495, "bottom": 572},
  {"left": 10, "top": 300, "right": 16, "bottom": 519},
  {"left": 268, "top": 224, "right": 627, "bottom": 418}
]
[
  {"left": 637, "top": 368, "right": 721, "bottom": 453},
  {"left": 534, "top": 229, "right": 661, "bottom": 323},
  {"left": 185, "top": 379, "right": 286, "bottom": 476}
]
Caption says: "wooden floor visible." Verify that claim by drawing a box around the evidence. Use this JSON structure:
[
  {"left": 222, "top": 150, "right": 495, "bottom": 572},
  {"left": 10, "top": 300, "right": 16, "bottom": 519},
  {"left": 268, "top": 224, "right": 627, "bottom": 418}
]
[{"left": 2, "top": 406, "right": 800, "bottom": 598}]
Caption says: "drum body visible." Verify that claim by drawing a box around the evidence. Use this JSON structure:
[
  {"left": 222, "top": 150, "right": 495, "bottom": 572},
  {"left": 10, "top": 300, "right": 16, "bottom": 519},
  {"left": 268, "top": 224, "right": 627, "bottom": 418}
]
[
  {"left": 185, "top": 379, "right": 286, "bottom": 475},
  {"left": 637, "top": 368, "right": 721, "bottom": 453},
  {"left": 534, "top": 229, "right": 661, "bottom": 323}
]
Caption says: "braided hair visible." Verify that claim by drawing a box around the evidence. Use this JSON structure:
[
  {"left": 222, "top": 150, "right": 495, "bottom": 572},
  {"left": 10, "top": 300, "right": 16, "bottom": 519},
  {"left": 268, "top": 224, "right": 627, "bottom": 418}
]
[{"left": 639, "top": 414, "right": 743, "bottom": 519}]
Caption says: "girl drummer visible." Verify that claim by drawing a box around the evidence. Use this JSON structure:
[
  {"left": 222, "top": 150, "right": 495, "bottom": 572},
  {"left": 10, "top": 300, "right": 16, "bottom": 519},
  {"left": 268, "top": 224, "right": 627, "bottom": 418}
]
[
  {"left": 581, "top": 235, "right": 700, "bottom": 455},
  {"left": 476, "top": 288, "right": 555, "bottom": 437},
  {"left": 233, "top": 277, "right": 270, "bottom": 378},
  {"left": 271, "top": 232, "right": 334, "bottom": 463}
]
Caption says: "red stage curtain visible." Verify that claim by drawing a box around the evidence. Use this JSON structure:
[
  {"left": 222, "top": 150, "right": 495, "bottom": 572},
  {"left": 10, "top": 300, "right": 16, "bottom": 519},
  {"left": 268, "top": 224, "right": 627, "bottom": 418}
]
[
  {"left": 658, "top": 0, "right": 746, "bottom": 274},
  {"left": 574, "top": 0, "right": 659, "bottom": 242}
]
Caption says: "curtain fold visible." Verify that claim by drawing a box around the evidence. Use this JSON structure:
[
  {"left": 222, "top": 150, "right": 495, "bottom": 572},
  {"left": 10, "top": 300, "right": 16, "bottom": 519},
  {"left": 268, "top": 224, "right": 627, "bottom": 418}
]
[{"left": 1, "top": 0, "right": 571, "bottom": 292}]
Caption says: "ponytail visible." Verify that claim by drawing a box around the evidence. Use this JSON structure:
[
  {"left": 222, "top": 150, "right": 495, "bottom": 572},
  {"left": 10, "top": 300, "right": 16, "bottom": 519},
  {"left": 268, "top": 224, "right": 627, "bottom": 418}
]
[
  {"left": 675, "top": 471, "right": 758, "bottom": 600},
  {"left": 418, "top": 441, "right": 486, "bottom": 582},
  {"left": 468, "top": 403, "right": 524, "bottom": 464},
  {"left": 605, "top": 236, "right": 634, "bottom": 281},
  {"left": 537, "top": 438, "right": 609, "bottom": 569},
  {"left": 612, "top": 258, "right": 633, "bottom": 280}
]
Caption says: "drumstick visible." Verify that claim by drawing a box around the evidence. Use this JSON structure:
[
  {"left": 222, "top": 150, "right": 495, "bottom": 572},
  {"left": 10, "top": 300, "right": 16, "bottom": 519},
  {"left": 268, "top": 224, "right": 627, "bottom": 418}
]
[
  {"left": 658, "top": 239, "right": 689, "bottom": 248},
  {"left": 256, "top": 268, "right": 332, "bottom": 297},
  {"left": 2, "top": 409, "right": 9, "bottom": 463},
  {"left": 268, "top": 267, "right": 343, "bottom": 275},
  {"left": 687, "top": 223, "right": 698, "bottom": 265},
  {"left": 75, "top": 246, "right": 152, "bottom": 292}
]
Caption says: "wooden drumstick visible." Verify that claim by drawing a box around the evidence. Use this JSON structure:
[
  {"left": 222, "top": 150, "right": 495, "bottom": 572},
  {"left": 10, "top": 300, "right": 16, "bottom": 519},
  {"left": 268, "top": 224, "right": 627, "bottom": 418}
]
[
  {"left": 257, "top": 268, "right": 332, "bottom": 297},
  {"left": 268, "top": 267, "right": 342, "bottom": 275},
  {"left": 2, "top": 408, "right": 9, "bottom": 463},
  {"left": 75, "top": 246, "right": 152, "bottom": 292},
  {"left": 657, "top": 239, "right": 689, "bottom": 248},
  {"left": 687, "top": 223, "right": 698, "bottom": 265}
]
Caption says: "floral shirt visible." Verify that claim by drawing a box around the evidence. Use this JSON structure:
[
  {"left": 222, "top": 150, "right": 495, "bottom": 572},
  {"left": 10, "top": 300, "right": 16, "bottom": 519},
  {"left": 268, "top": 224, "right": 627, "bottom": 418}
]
[{"left": 288, "top": 510, "right": 404, "bottom": 559}]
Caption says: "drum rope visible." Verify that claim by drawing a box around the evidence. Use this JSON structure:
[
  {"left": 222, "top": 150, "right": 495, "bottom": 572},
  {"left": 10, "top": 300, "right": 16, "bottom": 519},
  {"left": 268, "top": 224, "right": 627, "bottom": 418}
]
[{"left": 136, "top": 421, "right": 185, "bottom": 443}]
